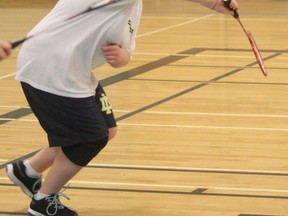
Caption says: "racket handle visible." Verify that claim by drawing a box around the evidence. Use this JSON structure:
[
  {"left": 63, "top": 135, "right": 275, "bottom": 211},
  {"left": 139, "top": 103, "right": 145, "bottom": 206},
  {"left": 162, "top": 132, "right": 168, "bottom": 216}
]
[
  {"left": 10, "top": 37, "right": 27, "bottom": 49},
  {"left": 223, "top": 0, "right": 239, "bottom": 19}
]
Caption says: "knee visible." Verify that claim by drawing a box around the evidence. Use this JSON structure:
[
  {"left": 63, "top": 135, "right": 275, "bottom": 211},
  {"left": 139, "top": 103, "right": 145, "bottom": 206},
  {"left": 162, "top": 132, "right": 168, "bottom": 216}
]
[
  {"left": 62, "top": 136, "right": 109, "bottom": 167},
  {"left": 108, "top": 127, "right": 117, "bottom": 140}
]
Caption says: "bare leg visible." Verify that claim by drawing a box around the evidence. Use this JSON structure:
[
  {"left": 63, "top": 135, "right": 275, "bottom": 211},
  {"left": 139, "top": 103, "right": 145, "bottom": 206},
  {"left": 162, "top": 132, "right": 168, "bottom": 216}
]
[
  {"left": 108, "top": 127, "right": 117, "bottom": 140},
  {"left": 39, "top": 149, "right": 82, "bottom": 194},
  {"left": 28, "top": 127, "right": 115, "bottom": 195},
  {"left": 28, "top": 126, "right": 115, "bottom": 174},
  {"left": 28, "top": 146, "right": 60, "bottom": 173}
]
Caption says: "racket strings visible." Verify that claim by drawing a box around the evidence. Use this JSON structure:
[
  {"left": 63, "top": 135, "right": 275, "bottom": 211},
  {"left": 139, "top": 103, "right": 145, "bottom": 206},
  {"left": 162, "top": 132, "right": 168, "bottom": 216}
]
[
  {"left": 236, "top": 17, "right": 268, "bottom": 77},
  {"left": 248, "top": 34, "right": 268, "bottom": 76}
]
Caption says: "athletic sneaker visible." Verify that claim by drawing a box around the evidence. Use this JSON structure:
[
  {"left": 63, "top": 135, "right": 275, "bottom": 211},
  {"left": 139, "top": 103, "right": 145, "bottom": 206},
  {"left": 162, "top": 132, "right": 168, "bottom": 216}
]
[
  {"left": 28, "top": 193, "right": 78, "bottom": 216},
  {"left": 6, "top": 160, "right": 42, "bottom": 197}
]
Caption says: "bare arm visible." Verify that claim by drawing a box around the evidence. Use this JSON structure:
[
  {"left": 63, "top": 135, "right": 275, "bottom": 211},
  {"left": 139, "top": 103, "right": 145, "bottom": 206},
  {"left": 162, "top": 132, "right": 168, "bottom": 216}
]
[
  {"left": 190, "top": 0, "right": 238, "bottom": 15},
  {"left": 0, "top": 41, "right": 12, "bottom": 61}
]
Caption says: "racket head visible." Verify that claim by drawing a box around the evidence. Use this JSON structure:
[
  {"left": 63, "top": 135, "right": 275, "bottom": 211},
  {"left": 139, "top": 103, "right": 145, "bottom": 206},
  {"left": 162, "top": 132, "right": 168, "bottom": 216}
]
[{"left": 247, "top": 32, "right": 268, "bottom": 77}]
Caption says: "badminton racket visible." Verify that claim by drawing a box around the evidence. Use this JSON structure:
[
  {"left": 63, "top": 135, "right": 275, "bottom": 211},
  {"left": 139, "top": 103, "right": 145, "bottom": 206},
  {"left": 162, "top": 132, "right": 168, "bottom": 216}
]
[
  {"left": 10, "top": 0, "right": 119, "bottom": 49},
  {"left": 223, "top": 0, "right": 267, "bottom": 77}
]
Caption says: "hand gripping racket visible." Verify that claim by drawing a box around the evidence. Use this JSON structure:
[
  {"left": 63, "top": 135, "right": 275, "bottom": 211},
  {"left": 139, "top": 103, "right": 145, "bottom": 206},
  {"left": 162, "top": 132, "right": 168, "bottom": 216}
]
[
  {"left": 10, "top": 0, "right": 119, "bottom": 49},
  {"left": 223, "top": 0, "right": 268, "bottom": 77}
]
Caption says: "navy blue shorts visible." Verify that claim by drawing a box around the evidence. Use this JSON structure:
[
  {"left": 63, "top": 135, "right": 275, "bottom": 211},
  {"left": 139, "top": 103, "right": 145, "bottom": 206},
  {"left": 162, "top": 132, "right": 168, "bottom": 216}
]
[{"left": 21, "top": 82, "right": 116, "bottom": 147}]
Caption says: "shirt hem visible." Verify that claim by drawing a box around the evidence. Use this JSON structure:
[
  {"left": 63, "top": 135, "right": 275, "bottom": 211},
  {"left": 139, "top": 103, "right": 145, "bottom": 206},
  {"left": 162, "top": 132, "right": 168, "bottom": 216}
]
[{"left": 16, "top": 76, "right": 96, "bottom": 98}]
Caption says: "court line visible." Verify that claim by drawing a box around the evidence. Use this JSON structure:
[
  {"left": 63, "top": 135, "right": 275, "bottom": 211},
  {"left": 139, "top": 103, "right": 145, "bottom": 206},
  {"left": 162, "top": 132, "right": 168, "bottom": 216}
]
[
  {"left": 239, "top": 214, "right": 280, "bottom": 216},
  {"left": 0, "top": 73, "right": 16, "bottom": 80},
  {"left": 0, "top": 118, "right": 36, "bottom": 121},
  {"left": 1, "top": 182, "right": 288, "bottom": 202},
  {"left": 209, "top": 47, "right": 288, "bottom": 53},
  {"left": 1, "top": 106, "right": 288, "bottom": 118},
  {"left": 208, "top": 17, "right": 288, "bottom": 23},
  {"left": 119, "top": 123, "right": 288, "bottom": 132},
  {"left": 136, "top": 52, "right": 288, "bottom": 61},
  {"left": 67, "top": 180, "right": 288, "bottom": 194},
  {"left": 0, "top": 108, "right": 33, "bottom": 125},
  {"left": 135, "top": 52, "right": 194, "bottom": 57},
  {"left": 0, "top": 212, "right": 25, "bottom": 216},
  {"left": 0, "top": 105, "right": 28, "bottom": 109},
  {"left": 141, "top": 16, "right": 288, "bottom": 23},
  {"left": 137, "top": 14, "right": 214, "bottom": 38},
  {"left": 1, "top": 118, "right": 286, "bottom": 132},
  {"left": 141, "top": 16, "right": 200, "bottom": 20},
  {"left": 113, "top": 110, "right": 288, "bottom": 119},
  {"left": 1, "top": 160, "right": 288, "bottom": 177},
  {"left": 0, "top": 160, "right": 287, "bottom": 180},
  {"left": 130, "top": 78, "right": 288, "bottom": 86},
  {"left": 86, "top": 163, "right": 288, "bottom": 177},
  {"left": 1, "top": 176, "right": 288, "bottom": 194},
  {"left": 195, "top": 54, "right": 288, "bottom": 60},
  {"left": 134, "top": 52, "right": 257, "bottom": 59},
  {"left": 1, "top": 109, "right": 288, "bottom": 119},
  {"left": 168, "top": 64, "right": 288, "bottom": 71}
]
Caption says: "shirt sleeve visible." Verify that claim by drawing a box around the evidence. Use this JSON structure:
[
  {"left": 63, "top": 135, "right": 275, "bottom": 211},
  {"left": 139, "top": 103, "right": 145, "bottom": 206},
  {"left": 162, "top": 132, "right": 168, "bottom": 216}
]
[{"left": 126, "top": 0, "right": 142, "bottom": 57}]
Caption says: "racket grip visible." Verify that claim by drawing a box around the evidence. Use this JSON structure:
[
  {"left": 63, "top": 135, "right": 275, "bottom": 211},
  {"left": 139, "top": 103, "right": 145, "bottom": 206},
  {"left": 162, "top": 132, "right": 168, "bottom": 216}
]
[
  {"left": 223, "top": 0, "right": 239, "bottom": 19},
  {"left": 10, "top": 38, "right": 27, "bottom": 49}
]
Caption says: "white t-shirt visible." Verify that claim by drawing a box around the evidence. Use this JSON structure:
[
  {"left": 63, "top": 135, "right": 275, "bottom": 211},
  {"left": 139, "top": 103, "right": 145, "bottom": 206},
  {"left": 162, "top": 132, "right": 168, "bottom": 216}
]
[{"left": 16, "top": 0, "right": 142, "bottom": 98}]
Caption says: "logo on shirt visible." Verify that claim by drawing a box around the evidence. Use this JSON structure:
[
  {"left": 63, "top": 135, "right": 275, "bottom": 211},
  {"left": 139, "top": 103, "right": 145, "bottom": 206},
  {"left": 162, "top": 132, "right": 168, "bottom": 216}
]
[{"left": 128, "top": 20, "right": 134, "bottom": 34}]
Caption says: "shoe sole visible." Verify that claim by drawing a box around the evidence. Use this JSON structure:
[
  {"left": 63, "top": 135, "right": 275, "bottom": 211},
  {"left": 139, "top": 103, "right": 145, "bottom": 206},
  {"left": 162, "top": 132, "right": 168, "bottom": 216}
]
[
  {"left": 28, "top": 208, "right": 46, "bottom": 216},
  {"left": 6, "top": 163, "right": 33, "bottom": 198}
]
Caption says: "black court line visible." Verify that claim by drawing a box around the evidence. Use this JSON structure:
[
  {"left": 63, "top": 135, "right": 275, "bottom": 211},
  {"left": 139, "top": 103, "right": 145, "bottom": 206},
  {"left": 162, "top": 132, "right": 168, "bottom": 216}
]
[
  {"left": 86, "top": 164, "right": 288, "bottom": 177},
  {"left": 130, "top": 78, "right": 288, "bottom": 86},
  {"left": 0, "top": 212, "right": 280, "bottom": 216},
  {"left": 0, "top": 177, "right": 286, "bottom": 214},
  {"left": 191, "top": 188, "right": 207, "bottom": 194},
  {"left": 1, "top": 183, "right": 288, "bottom": 200},
  {"left": 208, "top": 48, "right": 288, "bottom": 53},
  {"left": 169, "top": 64, "right": 288, "bottom": 71},
  {"left": 0, "top": 107, "right": 32, "bottom": 125},
  {"left": 59, "top": 185, "right": 288, "bottom": 200},
  {"left": 239, "top": 214, "right": 282, "bottom": 216}
]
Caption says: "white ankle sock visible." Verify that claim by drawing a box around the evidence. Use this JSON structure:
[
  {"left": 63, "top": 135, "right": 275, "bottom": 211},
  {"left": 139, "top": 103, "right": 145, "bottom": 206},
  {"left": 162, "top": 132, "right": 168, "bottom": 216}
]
[
  {"left": 23, "top": 160, "right": 41, "bottom": 177},
  {"left": 34, "top": 192, "right": 50, "bottom": 200}
]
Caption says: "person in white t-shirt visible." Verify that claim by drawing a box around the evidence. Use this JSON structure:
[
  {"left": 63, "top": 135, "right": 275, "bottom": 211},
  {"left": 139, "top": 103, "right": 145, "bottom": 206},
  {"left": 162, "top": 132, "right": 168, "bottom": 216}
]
[
  {"left": 0, "top": 40, "right": 11, "bottom": 61},
  {"left": 5, "top": 0, "right": 237, "bottom": 215}
]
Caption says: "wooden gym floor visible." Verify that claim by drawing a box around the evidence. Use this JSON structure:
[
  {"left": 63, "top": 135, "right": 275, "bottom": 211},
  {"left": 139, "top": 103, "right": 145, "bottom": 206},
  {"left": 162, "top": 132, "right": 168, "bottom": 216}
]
[{"left": 0, "top": 0, "right": 288, "bottom": 215}]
